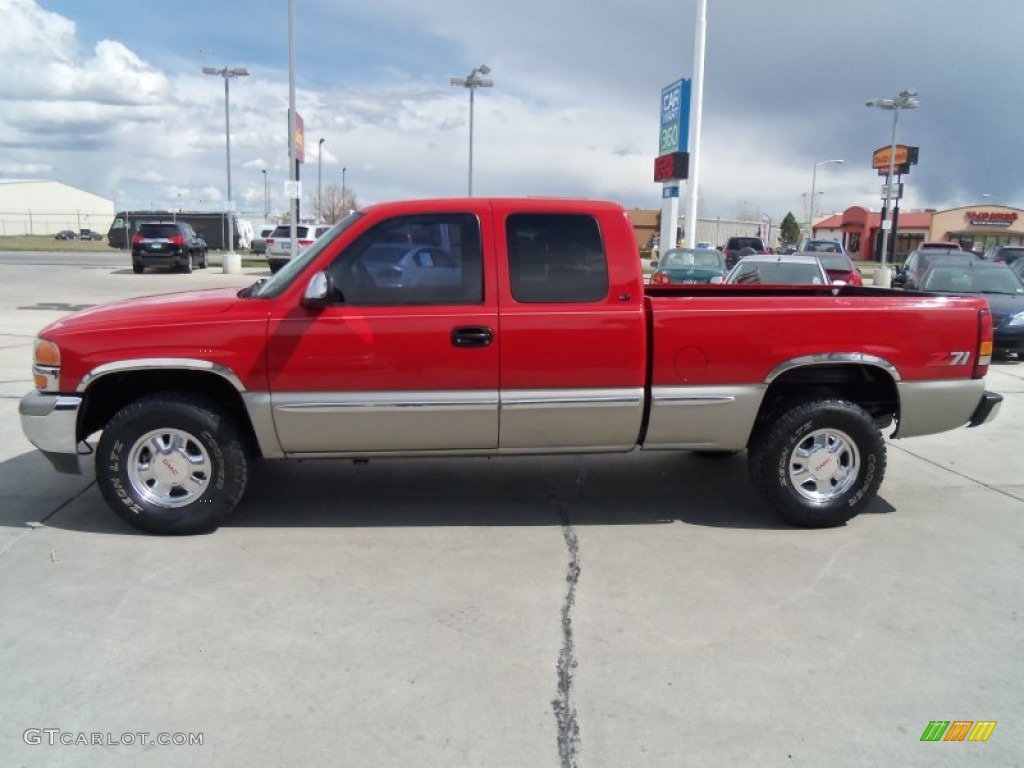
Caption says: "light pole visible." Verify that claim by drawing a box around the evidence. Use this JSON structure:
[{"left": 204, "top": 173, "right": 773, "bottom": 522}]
[
  {"left": 317, "top": 137, "right": 325, "bottom": 222},
  {"left": 807, "top": 159, "right": 843, "bottom": 243},
  {"left": 341, "top": 167, "right": 347, "bottom": 213},
  {"left": 202, "top": 65, "right": 249, "bottom": 264},
  {"left": 866, "top": 89, "right": 919, "bottom": 285},
  {"left": 261, "top": 169, "right": 268, "bottom": 218},
  {"left": 450, "top": 65, "right": 493, "bottom": 196}
]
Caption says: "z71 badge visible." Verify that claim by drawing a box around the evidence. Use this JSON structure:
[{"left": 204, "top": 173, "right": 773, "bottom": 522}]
[{"left": 927, "top": 351, "right": 971, "bottom": 366}]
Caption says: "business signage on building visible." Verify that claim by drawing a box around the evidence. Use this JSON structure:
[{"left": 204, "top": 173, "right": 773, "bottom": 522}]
[
  {"left": 872, "top": 144, "right": 919, "bottom": 175},
  {"left": 965, "top": 210, "right": 1018, "bottom": 227}
]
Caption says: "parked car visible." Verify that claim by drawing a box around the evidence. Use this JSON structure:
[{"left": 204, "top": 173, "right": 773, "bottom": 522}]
[
  {"left": 54, "top": 230, "right": 78, "bottom": 240},
  {"left": 982, "top": 244, "right": 1024, "bottom": 267},
  {"left": 892, "top": 248, "right": 982, "bottom": 290},
  {"left": 722, "top": 236, "right": 767, "bottom": 269},
  {"left": 919, "top": 260, "right": 1024, "bottom": 356},
  {"left": 723, "top": 254, "right": 831, "bottom": 285},
  {"left": 265, "top": 223, "right": 332, "bottom": 273},
  {"left": 649, "top": 247, "right": 727, "bottom": 285},
  {"left": 799, "top": 239, "right": 844, "bottom": 254},
  {"left": 131, "top": 221, "right": 208, "bottom": 274},
  {"left": 250, "top": 224, "right": 276, "bottom": 255},
  {"left": 810, "top": 252, "right": 863, "bottom": 286},
  {"left": 78, "top": 228, "right": 103, "bottom": 241}
]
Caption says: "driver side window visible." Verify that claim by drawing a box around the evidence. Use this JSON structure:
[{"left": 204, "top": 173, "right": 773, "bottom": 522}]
[{"left": 327, "top": 214, "right": 483, "bottom": 305}]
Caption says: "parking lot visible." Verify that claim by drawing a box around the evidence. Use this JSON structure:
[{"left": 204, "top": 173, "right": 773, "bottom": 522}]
[{"left": 1, "top": 253, "right": 1022, "bottom": 767}]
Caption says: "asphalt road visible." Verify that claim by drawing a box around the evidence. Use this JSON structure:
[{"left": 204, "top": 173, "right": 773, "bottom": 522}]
[{"left": 1, "top": 256, "right": 1021, "bottom": 768}]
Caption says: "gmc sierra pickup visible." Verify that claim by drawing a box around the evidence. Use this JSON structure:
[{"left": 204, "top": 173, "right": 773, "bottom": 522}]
[{"left": 20, "top": 198, "right": 1001, "bottom": 534}]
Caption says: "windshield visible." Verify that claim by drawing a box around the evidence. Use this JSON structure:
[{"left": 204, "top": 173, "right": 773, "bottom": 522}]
[
  {"left": 804, "top": 241, "right": 841, "bottom": 253},
  {"left": 245, "top": 213, "right": 364, "bottom": 299},
  {"left": 662, "top": 249, "right": 724, "bottom": 269},
  {"left": 817, "top": 254, "right": 852, "bottom": 271},
  {"left": 728, "top": 261, "right": 825, "bottom": 285},
  {"left": 923, "top": 266, "right": 1024, "bottom": 295}
]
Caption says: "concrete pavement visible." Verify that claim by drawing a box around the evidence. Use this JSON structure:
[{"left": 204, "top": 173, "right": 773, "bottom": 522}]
[{"left": 1, "top": 257, "right": 1021, "bottom": 767}]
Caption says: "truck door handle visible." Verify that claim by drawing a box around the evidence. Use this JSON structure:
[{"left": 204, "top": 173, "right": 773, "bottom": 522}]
[{"left": 451, "top": 326, "right": 493, "bottom": 347}]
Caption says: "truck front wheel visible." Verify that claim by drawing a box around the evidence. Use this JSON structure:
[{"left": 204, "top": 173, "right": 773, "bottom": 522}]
[
  {"left": 749, "top": 399, "right": 886, "bottom": 528},
  {"left": 96, "top": 394, "right": 249, "bottom": 534}
]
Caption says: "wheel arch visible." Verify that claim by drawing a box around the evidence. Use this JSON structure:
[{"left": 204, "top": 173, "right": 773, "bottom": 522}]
[
  {"left": 751, "top": 356, "right": 900, "bottom": 445},
  {"left": 77, "top": 362, "right": 263, "bottom": 458}
]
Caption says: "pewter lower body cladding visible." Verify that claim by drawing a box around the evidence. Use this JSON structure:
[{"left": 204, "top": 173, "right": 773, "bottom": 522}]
[
  {"left": 642, "top": 385, "right": 765, "bottom": 450},
  {"left": 257, "top": 388, "right": 645, "bottom": 457},
  {"left": 269, "top": 391, "right": 500, "bottom": 454},
  {"left": 893, "top": 378, "right": 986, "bottom": 438},
  {"left": 498, "top": 388, "right": 644, "bottom": 453}
]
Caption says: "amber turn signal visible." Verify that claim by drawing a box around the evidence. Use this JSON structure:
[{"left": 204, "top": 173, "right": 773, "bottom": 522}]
[{"left": 34, "top": 339, "right": 60, "bottom": 366}]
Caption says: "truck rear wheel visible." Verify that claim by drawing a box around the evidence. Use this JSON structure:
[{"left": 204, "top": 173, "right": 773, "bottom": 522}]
[
  {"left": 96, "top": 394, "right": 249, "bottom": 534},
  {"left": 749, "top": 399, "right": 885, "bottom": 528}
]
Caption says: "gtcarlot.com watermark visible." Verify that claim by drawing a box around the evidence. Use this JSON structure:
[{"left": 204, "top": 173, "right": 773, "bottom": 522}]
[{"left": 24, "top": 729, "right": 203, "bottom": 747}]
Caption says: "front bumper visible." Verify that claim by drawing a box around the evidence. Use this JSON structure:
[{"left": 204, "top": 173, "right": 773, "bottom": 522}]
[{"left": 19, "top": 392, "right": 85, "bottom": 474}]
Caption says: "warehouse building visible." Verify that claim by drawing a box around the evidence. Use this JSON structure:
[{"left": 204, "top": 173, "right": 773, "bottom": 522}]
[{"left": 0, "top": 180, "right": 114, "bottom": 237}]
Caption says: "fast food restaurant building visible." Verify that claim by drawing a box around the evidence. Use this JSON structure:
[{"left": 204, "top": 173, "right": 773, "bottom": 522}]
[{"left": 813, "top": 204, "right": 1024, "bottom": 261}]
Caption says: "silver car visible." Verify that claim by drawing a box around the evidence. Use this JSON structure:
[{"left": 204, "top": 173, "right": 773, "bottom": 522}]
[
  {"left": 723, "top": 254, "right": 831, "bottom": 285},
  {"left": 266, "top": 224, "right": 332, "bottom": 273}
]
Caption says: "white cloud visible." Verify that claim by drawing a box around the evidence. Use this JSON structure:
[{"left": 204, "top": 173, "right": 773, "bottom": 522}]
[{"left": 0, "top": 0, "right": 1020, "bottom": 223}]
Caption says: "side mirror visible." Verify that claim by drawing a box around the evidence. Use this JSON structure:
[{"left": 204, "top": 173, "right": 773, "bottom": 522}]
[
  {"left": 709, "top": 275, "right": 725, "bottom": 284},
  {"left": 301, "top": 271, "right": 334, "bottom": 309},
  {"left": 649, "top": 259, "right": 659, "bottom": 269}
]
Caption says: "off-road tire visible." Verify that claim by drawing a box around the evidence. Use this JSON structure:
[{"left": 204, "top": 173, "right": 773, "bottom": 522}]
[
  {"left": 749, "top": 398, "right": 885, "bottom": 528},
  {"left": 96, "top": 394, "right": 249, "bottom": 535}
]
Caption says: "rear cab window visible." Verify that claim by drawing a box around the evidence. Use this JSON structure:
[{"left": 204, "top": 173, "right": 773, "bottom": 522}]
[{"left": 505, "top": 213, "right": 609, "bottom": 303}]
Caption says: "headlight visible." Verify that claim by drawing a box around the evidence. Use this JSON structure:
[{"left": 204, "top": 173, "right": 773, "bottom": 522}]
[
  {"left": 1009, "top": 313, "right": 1024, "bottom": 327},
  {"left": 33, "top": 339, "right": 60, "bottom": 392}
]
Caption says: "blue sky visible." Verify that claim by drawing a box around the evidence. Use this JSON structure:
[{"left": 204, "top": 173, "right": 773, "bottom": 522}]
[{"left": 3, "top": 0, "right": 1022, "bottom": 224}]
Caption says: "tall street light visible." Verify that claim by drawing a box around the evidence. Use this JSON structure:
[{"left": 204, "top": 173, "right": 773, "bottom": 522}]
[
  {"left": 866, "top": 88, "right": 919, "bottom": 284},
  {"left": 450, "top": 65, "right": 493, "bottom": 196},
  {"left": 317, "top": 137, "right": 325, "bottom": 223},
  {"left": 261, "top": 169, "right": 268, "bottom": 218},
  {"left": 202, "top": 65, "right": 249, "bottom": 260},
  {"left": 341, "top": 167, "right": 347, "bottom": 213},
  {"left": 807, "top": 159, "right": 844, "bottom": 243}
]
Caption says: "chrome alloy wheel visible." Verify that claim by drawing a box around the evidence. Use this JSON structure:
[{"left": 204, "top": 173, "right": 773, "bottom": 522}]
[
  {"left": 127, "top": 428, "right": 212, "bottom": 508},
  {"left": 787, "top": 428, "right": 860, "bottom": 503}
]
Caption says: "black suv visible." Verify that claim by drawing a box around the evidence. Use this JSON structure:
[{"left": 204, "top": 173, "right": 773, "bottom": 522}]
[
  {"left": 131, "top": 222, "right": 208, "bottom": 273},
  {"left": 892, "top": 248, "right": 982, "bottom": 290},
  {"left": 722, "top": 236, "right": 766, "bottom": 269},
  {"left": 79, "top": 228, "right": 103, "bottom": 241}
]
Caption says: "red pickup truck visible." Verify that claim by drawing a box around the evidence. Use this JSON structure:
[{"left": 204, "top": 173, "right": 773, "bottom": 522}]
[{"left": 20, "top": 198, "right": 1001, "bottom": 534}]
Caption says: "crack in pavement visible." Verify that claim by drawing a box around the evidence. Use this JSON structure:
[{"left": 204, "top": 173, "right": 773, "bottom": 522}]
[
  {"left": 552, "top": 500, "right": 582, "bottom": 768},
  {"left": 0, "top": 480, "right": 97, "bottom": 556}
]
